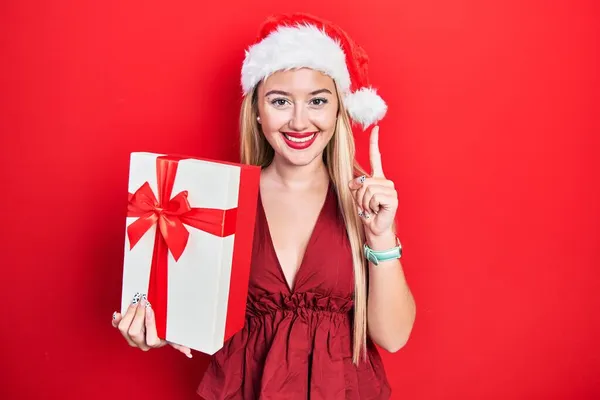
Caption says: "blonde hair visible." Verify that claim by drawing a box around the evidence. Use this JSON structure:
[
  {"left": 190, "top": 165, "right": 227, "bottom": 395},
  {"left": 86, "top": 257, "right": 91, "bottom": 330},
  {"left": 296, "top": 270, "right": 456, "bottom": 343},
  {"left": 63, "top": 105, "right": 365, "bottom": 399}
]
[{"left": 240, "top": 82, "right": 371, "bottom": 364}]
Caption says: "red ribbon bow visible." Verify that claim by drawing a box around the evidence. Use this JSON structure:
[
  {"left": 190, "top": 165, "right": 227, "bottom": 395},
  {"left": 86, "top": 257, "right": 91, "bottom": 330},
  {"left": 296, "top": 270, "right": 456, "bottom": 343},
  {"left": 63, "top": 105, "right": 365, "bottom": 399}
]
[{"left": 127, "top": 156, "right": 237, "bottom": 339}]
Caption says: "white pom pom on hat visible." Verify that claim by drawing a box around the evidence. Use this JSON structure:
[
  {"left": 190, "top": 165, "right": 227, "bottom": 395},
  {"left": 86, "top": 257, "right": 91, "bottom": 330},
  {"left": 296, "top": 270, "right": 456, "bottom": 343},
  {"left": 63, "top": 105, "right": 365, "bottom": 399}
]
[{"left": 241, "top": 13, "right": 387, "bottom": 130}]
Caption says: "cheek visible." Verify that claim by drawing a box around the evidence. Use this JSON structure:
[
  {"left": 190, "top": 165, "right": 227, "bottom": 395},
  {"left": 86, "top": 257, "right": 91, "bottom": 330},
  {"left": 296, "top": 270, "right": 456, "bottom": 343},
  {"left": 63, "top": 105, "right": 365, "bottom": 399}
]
[
  {"left": 311, "top": 110, "right": 338, "bottom": 132},
  {"left": 261, "top": 108, "right": 290, "bottom": 131}
]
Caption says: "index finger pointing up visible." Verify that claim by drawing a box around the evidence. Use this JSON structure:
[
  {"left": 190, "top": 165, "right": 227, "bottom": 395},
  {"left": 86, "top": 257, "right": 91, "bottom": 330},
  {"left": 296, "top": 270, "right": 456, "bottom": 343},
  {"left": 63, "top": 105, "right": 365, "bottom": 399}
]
[{"left": 369, "top": 125, "right": 385, "bottom": 177}]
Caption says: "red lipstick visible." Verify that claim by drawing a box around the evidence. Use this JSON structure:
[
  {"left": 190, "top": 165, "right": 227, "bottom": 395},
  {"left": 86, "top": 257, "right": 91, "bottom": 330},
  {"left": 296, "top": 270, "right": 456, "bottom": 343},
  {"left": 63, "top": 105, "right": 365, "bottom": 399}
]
[{"left": 281, "top": 131, "right": 319, "bottom": 150}]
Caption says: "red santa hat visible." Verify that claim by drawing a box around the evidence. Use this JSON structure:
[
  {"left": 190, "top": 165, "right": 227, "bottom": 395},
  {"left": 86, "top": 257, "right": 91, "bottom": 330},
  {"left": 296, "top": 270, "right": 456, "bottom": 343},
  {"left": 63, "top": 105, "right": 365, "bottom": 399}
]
[{"left": 241, "top": 13, "right": 387, "bottom": 130}]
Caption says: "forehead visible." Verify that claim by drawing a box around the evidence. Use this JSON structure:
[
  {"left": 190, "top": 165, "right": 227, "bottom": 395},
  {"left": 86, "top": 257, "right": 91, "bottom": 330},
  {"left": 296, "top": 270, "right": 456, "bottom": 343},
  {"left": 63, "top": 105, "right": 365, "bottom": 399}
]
[{"left": 261, "top": 68, "right": 336, "bottom": 93}]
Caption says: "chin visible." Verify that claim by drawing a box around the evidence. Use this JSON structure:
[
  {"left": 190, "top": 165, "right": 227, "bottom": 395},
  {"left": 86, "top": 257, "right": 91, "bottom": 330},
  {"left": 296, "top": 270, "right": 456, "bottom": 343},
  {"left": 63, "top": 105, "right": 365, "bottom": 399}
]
[
  {"left": 270, "top": 131, "right": 332, "bottom": 166},
  {"left": 272, "top": 131, "right": 333, "bottom": 162},
  {"left": 281, "top": 151, "right": 323, "bottom": 167}
]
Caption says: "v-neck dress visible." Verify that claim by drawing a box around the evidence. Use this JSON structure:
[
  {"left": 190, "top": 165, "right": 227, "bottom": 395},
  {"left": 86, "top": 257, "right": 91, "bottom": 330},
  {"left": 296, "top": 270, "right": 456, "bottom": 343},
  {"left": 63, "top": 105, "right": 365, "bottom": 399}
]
[{"left": 197, "top": 183, "right": 391, "bottom": 399}]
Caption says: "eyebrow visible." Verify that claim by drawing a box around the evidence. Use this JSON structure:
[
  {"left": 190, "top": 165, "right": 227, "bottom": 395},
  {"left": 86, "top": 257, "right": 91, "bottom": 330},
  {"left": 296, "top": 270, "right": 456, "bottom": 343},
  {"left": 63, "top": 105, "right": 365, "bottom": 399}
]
[{"left": 264, "top": 89, "right": 333, "bottom": 97}]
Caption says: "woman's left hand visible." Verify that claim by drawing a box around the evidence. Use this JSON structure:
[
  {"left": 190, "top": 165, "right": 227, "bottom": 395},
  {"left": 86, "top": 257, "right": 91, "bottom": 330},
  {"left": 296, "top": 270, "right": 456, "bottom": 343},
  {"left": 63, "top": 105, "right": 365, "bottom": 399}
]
[{"left": 348, "top": 125, "right": 398, "bottom": 237}]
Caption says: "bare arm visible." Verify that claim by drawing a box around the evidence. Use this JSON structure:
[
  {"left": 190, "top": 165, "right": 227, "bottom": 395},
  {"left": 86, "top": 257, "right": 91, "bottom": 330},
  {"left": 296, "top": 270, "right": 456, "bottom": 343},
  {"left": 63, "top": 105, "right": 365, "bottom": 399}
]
[
  {"left": 365, "top": 230, "right": 416, "bottom": 352},
  {"left": 349, "top": 125, "right": 416, "bottom": 353}
]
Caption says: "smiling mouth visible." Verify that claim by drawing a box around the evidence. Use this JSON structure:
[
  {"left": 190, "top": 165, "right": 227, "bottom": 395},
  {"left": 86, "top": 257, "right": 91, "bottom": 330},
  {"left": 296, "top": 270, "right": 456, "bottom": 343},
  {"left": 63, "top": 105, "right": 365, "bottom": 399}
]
[
  {"left": 283, "top": 133, "right": 316, "bottom": 143},
  {"left": 281, "top": 131, "right": 319, "bottom": 149}
]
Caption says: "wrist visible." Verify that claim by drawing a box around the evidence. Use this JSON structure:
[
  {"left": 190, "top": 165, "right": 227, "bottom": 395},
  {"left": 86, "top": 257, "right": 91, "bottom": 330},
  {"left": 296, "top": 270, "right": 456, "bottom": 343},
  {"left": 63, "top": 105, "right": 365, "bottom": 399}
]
[
  {"left": 363, "top": 230, "right": 402, "bottom": 266},
  {"left": 365, "top": 229, "right": 397, "bottom": 251}
]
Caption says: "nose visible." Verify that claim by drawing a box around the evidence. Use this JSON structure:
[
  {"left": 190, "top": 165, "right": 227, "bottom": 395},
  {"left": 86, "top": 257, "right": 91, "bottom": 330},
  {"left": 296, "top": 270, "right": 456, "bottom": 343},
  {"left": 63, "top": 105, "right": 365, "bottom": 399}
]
[{"left": 288, "top": 103, "right": 309, "bottom": 132}]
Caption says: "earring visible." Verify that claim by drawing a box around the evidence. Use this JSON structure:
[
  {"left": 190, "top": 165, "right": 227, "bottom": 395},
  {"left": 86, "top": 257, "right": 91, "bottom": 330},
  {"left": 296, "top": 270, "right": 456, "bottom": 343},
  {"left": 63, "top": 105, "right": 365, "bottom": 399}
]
[{"left": 256, "top": 116, "right": 261, "bottom": 123}]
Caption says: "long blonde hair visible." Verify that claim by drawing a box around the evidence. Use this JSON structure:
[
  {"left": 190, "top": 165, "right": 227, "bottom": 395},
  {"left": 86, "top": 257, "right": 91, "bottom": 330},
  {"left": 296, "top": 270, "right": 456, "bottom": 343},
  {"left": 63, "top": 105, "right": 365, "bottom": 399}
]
[{"left": 239, "top": 83, "right": 370, "bottom": 364}]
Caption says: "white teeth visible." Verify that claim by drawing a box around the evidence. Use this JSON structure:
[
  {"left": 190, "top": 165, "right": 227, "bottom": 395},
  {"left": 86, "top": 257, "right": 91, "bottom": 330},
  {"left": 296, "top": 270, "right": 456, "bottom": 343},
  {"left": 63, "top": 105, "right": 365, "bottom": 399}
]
[{"left": 284, "top": 133, "right": 316, "bottom": 143}]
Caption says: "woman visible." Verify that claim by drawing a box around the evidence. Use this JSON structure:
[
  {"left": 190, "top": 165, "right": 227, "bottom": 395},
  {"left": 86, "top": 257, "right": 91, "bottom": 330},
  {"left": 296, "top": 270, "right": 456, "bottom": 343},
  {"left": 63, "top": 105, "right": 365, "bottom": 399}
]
[{"left": 113, "top": 13, "right": 416, "bottom": 399}]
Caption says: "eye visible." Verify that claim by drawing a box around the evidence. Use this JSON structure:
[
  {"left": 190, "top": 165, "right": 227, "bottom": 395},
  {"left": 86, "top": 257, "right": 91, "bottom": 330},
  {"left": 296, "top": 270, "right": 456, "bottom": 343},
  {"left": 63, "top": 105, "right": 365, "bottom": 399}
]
[
  {"left": 310, "top": 98, "right": 328, "bottom": 107},
  {"left": 271, "top": 98, "right": 290, "bottom": 107}
]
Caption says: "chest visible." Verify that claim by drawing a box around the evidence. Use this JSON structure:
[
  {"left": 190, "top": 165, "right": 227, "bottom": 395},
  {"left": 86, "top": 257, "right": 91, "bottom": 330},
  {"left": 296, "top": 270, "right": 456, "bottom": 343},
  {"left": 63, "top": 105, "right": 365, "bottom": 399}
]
[
  {"left": 261, "top": 190, "right": 325, "bottom": 287},
  {"left": 249, "top": 186, "right": 355, "bottom": 296}
]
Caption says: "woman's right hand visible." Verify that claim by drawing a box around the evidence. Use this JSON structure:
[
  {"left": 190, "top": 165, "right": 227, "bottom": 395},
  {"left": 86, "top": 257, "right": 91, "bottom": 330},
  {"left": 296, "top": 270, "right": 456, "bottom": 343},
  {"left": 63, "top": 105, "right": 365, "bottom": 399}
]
[{"left": 112, "top": 293, "right": 192, "bottom": 358}]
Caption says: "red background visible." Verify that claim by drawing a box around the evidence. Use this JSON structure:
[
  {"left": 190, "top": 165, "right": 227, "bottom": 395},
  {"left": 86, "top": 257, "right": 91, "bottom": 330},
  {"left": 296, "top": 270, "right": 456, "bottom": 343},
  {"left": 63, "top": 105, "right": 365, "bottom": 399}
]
[{"left": 1, "top": 1, "right": 598, "bottom": 399}]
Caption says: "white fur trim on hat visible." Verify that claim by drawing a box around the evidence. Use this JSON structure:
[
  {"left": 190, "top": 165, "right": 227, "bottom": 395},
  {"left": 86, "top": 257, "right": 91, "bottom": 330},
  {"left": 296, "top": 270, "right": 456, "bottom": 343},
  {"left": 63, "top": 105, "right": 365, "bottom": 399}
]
[
  {"left": 241, "top": 23, "right": 351, "bottom": 94},
  {"left": 344, "top": 87, "right": 387, "bottom": 129}
]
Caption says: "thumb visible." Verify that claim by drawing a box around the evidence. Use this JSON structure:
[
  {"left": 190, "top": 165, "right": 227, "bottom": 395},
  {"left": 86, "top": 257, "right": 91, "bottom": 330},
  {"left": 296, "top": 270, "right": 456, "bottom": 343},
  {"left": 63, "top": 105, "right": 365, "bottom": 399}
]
[
  {"left": 112, "top": 311, "right": 122, "bottom": 328},
  {"left": 170, "top": 342, "right": 193, "bottom": 359},
  {"left": 348, "top": 175, "right": 366, "bottom": 190}
]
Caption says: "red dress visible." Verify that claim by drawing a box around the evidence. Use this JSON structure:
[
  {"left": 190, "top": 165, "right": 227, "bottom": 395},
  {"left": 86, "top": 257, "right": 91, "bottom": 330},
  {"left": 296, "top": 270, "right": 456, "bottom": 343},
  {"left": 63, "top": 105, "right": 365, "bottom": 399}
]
[{"left": 197, "top": 183, "right": 391, "bottom": 399}]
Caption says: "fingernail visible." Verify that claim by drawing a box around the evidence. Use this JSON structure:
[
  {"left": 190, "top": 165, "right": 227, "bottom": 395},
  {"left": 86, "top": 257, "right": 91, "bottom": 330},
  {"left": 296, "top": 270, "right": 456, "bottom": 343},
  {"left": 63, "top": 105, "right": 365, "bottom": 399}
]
[
  {"left": 145, "top": 301, "right": 152, "bottom": 310},
  {"left": 186, "top": 353, "right": 193, "bottom": 359},
  {"left": 358, "top": 210, "right": 364, "bottom": 217},
  {"left": 358, "top": 175, "right": 366, "bottom": 184},
  {"left": 363, "top": 211, "right": 371, "bottom": 219},
  {"left": 142, "top": 294, "right": 147, "bottom": 301},
  {"left": 112, "top": 311, "right": 117, "bottom": 320},
  {"left": 132, "top": 292, "right": 141, "bottom": 304}
]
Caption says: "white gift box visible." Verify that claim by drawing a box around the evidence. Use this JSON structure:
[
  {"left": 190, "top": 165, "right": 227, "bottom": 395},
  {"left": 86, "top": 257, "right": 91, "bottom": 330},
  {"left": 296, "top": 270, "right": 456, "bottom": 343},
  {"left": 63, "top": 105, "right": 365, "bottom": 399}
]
[{"left": 120, "top": 152, "right": 260, "bottom": 354}]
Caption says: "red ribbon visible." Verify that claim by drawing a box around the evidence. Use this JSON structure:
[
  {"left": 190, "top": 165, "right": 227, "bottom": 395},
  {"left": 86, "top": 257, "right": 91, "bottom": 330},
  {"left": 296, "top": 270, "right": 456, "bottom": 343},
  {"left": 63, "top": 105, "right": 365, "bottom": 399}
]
[{"left": 127, "top": 156, "right": 237, "bottom": 339}]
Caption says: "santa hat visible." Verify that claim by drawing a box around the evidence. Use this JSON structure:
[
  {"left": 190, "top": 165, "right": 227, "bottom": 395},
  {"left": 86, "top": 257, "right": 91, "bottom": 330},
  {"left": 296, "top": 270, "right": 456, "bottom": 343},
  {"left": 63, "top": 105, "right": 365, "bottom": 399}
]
[{"left": 241, "top": 13, "right": 387, "bottom": 130}]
